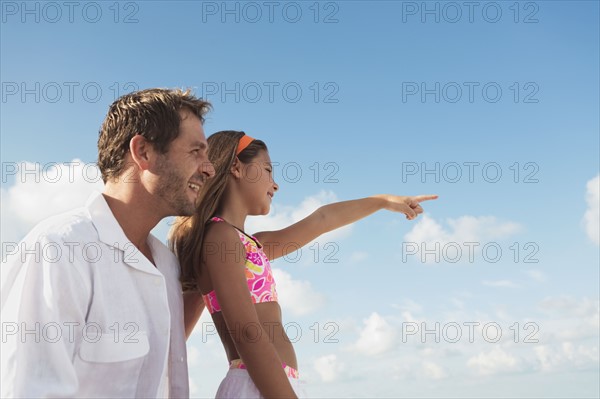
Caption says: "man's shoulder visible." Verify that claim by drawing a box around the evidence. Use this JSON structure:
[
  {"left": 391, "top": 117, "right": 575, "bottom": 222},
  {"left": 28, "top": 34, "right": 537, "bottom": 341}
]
[
  {"left": 24, "top": 206, "right": 97, "bottom": 244},
  {"left": 4, "top": 207, "right": 100, "bottom": 284}
]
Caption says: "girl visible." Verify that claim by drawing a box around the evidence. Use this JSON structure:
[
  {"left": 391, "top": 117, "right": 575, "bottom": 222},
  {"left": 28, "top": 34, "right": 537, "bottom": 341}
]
[{"left": 169, "top": 131, "right": 437, "bottom": 398}]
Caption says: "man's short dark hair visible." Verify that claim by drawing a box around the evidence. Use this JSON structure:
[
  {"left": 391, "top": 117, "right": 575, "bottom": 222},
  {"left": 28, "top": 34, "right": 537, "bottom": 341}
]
[{"left": 97, "top": 88, "right": 211, "bottom": 183}]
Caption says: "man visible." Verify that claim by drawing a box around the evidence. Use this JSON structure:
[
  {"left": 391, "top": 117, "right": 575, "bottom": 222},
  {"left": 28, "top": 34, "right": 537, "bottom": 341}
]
[{"left": 1, "top": 88, "right": 215, "bottom": 397}]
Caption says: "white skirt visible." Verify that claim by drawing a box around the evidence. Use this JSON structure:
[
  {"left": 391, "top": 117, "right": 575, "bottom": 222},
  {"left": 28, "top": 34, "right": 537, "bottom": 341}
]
[{"left": 215, "top": 368, "right": 307, "bottom": 398}]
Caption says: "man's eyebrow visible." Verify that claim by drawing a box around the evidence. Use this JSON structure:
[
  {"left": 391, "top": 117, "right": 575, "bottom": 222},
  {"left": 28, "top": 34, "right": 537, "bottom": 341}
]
[{"left": 192, "top": 141, "right": 208, "bottom": 149}]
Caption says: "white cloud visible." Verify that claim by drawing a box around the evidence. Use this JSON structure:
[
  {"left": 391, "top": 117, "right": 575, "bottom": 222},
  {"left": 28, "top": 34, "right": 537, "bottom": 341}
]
[
  {"left": 537, "top": 296, "right": 599, "bottom": 342},
  {"left": 561, "top": 341, "right": 599, "bottom": 366},
  {"left": 188, "top": 377, "right": 199, "bottom": 395},
  {"left": 422, "top": 361, "right": 447, "bottom": 380},
  {"left": 538, "top": 296, "right": 598, "bottom": 318},
  {"left": 272, "top": 268, "right": 325, "bottom": 316},
  {"left": 391, "top": 299, "right": 424, "bottom": 315},
  {"left": 349, "top": 251, "right": 369, "bottom": 263},
  {"left": 403, "top": 215, "right": 522, "bottom": 263},
  {"left": 301, "top": 298, "right": 598, "bottom": 396},
  {"left": 405, "top": 215, "right": 522, "bottom": 244},
  {"left": 467, "top": 347, "right": 522, "bottom": 376},
  {"left": 187, "top": 345, "right": 200, "bottom": 367},
  {"left": 1, "top": 159, "right": 104, "bottom": 243},
  {"left": 534, "top": 342, "right": 599, "bottom": 372},
  {"left": 482, "top": 280, "right": 519, "bottom": 288},
  {"left": 583, "top": 174, "right": 599, "bottom": 245},
  {"left": 354, "top": 312, "right": 397, "bottom": 356},
  {"left": 524, "top": 269, "right": 547, "bottom": 283},
  {"left": 313, "top": 354, "right": 344, "bottom": 382},
  {"left": 400, "top": 310, "right": 421, "bottom": 324}
]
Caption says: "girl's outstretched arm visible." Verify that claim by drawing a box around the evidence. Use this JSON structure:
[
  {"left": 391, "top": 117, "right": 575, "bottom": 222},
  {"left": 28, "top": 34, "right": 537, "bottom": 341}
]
[{"left": 254, "top": 194, "right": 438, "bottom": 260}]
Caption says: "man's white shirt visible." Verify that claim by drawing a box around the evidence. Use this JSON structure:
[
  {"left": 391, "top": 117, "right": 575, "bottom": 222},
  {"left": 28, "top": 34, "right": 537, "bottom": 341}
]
[{"left": 1, "top": 192, "right": 189, "bottom": 398}]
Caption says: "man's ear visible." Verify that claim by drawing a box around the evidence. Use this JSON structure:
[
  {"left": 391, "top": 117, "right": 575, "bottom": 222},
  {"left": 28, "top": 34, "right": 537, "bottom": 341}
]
[
  {"left": 230, "top": 157, "right": 242, "bottom": 178},
  {"left": 129, "top": 135, "right": 155, "bottom": 171}
]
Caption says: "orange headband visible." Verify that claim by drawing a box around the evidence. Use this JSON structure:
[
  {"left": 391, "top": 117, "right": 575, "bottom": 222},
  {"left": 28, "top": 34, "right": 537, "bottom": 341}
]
[{"left": 236, "top": 135, "right": 255, "bottom": 155}]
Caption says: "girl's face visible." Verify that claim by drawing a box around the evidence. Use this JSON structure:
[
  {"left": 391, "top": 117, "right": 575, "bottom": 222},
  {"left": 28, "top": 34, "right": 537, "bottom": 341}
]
[{"left": 240, "top": 149, "right": 279, "bottom": 215}]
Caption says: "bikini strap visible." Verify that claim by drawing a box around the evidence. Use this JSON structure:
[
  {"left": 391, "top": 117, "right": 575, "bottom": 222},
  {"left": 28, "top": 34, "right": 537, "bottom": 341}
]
[{"left": 209, "top": 216, "right": 262, "bottom": 248}]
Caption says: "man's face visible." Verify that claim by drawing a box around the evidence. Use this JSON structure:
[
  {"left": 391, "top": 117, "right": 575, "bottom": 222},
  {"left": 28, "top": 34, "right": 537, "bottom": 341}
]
[{"left": 154, "top": 110, "right": 215, "bottom": 216}]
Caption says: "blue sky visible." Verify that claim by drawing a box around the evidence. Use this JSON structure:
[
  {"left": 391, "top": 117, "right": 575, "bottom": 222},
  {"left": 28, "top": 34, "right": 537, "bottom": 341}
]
[{"left": 1, "top": 1, "right": 599, "bottom": 397}]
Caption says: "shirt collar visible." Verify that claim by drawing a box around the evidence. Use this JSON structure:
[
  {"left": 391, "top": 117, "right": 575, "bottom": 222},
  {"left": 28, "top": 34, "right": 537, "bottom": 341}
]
[{"left": 85, "top": 191, "right": 165, "bottom": 276}]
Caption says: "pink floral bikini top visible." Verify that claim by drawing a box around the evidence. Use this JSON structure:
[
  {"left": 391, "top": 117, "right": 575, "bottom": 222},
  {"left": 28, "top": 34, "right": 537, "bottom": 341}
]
[{"left": 202, "top": 217, "right": 278, "bottom": 314}]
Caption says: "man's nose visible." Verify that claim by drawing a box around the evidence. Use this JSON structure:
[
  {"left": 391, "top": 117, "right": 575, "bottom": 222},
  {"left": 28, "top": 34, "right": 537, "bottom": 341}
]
[{"left": 200, "top": 161, "right": 216, "bottom": 179}]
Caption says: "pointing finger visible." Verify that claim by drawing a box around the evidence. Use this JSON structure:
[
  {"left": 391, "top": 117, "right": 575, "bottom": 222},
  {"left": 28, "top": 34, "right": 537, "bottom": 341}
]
[{"left": 414, "top": 194, "right": 439, "bottom": 203}]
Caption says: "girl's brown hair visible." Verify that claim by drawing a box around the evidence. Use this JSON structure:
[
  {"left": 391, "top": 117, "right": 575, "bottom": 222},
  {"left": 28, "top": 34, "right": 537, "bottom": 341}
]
[{"left": 169, "top": 131, "right": 267, "bottom": 292}]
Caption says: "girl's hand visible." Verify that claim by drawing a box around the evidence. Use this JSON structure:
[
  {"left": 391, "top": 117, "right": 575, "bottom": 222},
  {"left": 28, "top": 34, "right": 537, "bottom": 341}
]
[{"left": 374, "top": 194, "right": 439, "bottom": 220}]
